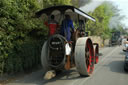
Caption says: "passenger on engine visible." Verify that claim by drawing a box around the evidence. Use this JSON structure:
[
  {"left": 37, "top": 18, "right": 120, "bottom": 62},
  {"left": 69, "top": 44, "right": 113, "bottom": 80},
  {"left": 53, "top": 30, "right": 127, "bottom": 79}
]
[
  {"left": 60, "top": 14, "right": 75, "bottom": 42},
  {"left": 44, "top": 15, "right": 59, "bottom": 36}
]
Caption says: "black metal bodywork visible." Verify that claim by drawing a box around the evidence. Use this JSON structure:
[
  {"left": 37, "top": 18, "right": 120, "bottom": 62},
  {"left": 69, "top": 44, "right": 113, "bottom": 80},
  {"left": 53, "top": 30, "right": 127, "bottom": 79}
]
[{"left": 48, "top": 35, "right": 66, "bottom": 70}]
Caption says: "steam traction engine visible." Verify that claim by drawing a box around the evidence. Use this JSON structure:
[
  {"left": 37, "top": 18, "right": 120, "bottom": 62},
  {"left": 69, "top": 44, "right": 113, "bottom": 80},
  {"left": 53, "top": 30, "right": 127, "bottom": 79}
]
[{"left": 36, "top": 5, "right": 99, "bottom": 77}]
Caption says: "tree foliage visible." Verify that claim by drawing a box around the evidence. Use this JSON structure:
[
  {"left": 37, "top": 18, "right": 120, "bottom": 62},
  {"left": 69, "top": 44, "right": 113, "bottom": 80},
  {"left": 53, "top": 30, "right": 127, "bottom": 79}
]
[
  {"left": 41, "top": 0, "right": 72, "bottom": 8},
  {"left": 86, "top": 2, "right": 123, "bottom": 40},
  {"left": 0, "top": 0, "right": 48, "bottom": 74}
]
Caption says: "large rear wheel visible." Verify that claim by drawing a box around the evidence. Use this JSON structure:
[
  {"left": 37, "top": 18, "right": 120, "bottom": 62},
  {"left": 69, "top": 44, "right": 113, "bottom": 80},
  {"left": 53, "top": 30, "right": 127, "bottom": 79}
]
[
  {"left": 41, "top": 41, "right": 50, "bottom": 73},
  {"left": 75, "top": 37, "right": 94, "bottom": 76}
]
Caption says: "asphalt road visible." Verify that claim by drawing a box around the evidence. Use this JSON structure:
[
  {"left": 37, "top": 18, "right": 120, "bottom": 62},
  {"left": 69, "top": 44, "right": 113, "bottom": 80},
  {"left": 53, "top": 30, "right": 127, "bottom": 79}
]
[{"left": 6, "top": 46, "right": 128, "bottom": 85}]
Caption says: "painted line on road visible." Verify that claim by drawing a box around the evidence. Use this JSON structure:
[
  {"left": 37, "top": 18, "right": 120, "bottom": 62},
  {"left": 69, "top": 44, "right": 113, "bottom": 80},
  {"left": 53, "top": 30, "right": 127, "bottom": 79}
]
[
  {"left": 98, "top": 46, "right": 119, "bottom": 65},
  {"left": 94, "top": 46, "right": 119, "bottom": 73},
  {"left": 80, "top": 46, "right": 119, "bottom": 85},
  {"left": 69, "top": 46, "right": 119, "bottom": 85}
]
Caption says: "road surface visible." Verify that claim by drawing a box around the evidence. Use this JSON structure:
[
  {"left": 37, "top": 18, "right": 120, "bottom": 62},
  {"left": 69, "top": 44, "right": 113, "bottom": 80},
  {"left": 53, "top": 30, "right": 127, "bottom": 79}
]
[{"left": 4, "top": 46, "right": 128, "bottom": 85}]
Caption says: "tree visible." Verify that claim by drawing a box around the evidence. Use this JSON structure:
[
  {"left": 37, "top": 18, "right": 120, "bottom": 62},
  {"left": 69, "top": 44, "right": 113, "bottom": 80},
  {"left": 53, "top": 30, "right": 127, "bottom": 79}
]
[
  {"left": 86, "top": 2, "right": 118, "bottom": 40},
  {"left": 41, "top": 0, "right": 72, "bottom": 8}
]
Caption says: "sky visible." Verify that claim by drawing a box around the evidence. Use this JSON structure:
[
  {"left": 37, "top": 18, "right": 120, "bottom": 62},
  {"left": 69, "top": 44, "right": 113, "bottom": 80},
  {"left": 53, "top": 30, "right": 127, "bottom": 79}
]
[
  {"left": 113, "top": 0, "right": 128, "bottom": 28},
  {"left": 80, "top": 0, "right": 128, "bottom": 28}
]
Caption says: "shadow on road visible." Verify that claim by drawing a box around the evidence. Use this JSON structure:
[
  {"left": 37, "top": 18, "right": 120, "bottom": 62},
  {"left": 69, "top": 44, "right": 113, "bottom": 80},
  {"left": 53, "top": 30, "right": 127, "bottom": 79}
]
[
  {"left": 99, "top": 53, "right": 103, "bottom": 56},
  {"left": 7, "top": 69, "right": 88, "bottom": 85},
  {"left": 103, "top": 60, "right": 128, "bottom": 74},
  {"left": 42, "top": 69, "right": 87, "bottom": 84}
]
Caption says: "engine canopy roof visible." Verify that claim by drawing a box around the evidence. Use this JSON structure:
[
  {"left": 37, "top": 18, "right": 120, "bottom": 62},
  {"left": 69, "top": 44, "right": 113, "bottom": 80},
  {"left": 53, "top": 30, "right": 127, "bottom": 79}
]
[{"left": 35, "top": 5, "right": 96, "bottom": 22}]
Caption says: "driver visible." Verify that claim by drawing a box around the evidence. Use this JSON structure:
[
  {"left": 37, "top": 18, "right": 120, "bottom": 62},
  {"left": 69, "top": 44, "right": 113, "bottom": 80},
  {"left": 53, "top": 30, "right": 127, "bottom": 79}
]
[{"left": 60, "top": 14, "right": 75, "bottom": 42}]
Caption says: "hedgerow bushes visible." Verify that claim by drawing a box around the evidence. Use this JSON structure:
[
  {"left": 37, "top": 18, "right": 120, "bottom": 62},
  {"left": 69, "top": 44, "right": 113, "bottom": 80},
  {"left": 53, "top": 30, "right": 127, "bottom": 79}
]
[{"left": 0, "top": 0, "right": 48, "bottom": 75}]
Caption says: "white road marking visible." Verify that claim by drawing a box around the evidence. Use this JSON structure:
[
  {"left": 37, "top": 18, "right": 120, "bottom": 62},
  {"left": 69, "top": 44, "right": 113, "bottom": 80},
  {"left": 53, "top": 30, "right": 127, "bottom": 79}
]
[{"left": 68, "top": 46, "right": 119, "bottom": 85}]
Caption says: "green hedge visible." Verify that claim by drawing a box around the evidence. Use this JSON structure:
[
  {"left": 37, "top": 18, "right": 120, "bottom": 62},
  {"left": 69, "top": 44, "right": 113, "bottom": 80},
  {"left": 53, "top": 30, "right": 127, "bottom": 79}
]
[
  {"left": 0, "top": 29, "right": 47, "bottom": 75},
  {"left": 4, "top": 39, "right": 45, "bottom": 74},
  {"left": 0, "top": 0, "right": 48, "bottom": 75}
]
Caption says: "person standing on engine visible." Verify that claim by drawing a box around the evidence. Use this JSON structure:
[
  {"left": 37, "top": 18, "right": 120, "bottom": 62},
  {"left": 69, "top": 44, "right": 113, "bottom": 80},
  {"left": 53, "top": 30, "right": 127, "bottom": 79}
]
[
  {"left": 60, "top": 14, "right": 75, "bottom": 41},
  {"left": 44, "top": 15, "right": 59, "bottom": 36}
]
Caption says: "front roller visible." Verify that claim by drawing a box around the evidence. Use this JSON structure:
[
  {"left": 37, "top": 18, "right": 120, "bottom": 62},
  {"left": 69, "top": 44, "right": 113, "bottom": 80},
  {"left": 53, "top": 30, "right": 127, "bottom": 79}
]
[
  {"left": 75, "top": 37, "right": 94, "bottom": 76},
  {"left": 41, "top": 41, "right": 50, "bottom": 73}
]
